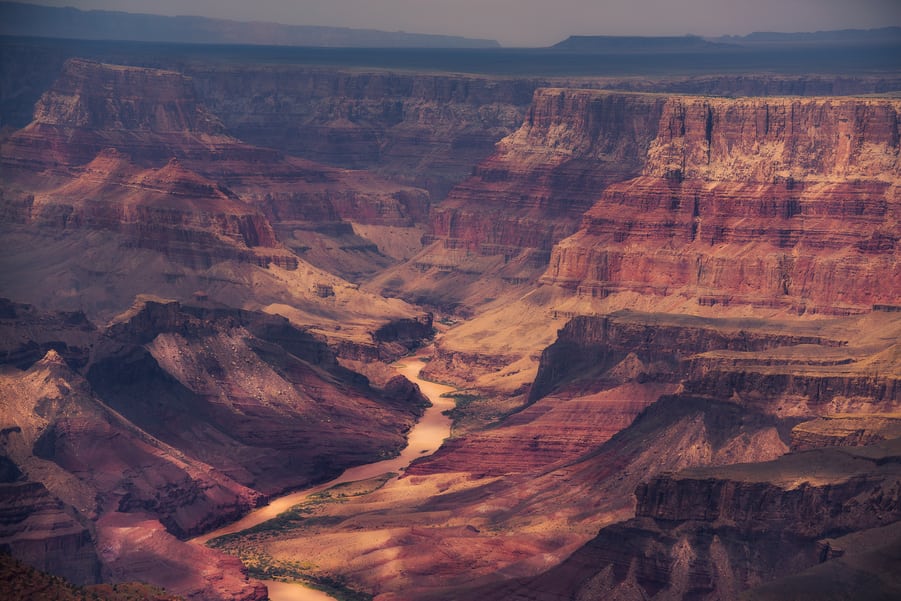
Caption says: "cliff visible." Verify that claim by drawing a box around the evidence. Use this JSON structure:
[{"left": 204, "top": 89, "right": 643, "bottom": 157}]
[
  {"left": 189, "top": 66, "right": 535, "bottom": 199},
  {"left": 430, "top": 89, "right": 665, "bottom": 254},
  {"left": 466, "top": 437, "right": 901, "bottom": 601},
  {"left": 529, "top": 312, "right": 851, "bottom": 400},
  {"left": 0, "top": 301, "right": 428, "bottom": 598},
  {"left": 0, "top": 58, "right": 432, "bottom": 330},
  {"left": 542, "top": 94, "right": 901, "bottom": 313},
  {"left": 371, "top": 89, "right": 667, "bottom": 309}
]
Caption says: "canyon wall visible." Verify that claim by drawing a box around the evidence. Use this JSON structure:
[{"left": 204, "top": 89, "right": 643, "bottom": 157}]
[
  {"left": 188, "top": 66, "right": 536, "bottom": 199},
  {"left": 0, "top": 59, "right": 435, "bottom": 328},
  {"left": 483, "top": 440, "right": 901, "bottom": 601},
  {"left": 429, "top": 89, "right": 666, "bottom": 259},
  {"left": 0, "top": 299, "right": 429, "bottom": 598},
  {"left": 542, "top": 94, "right": 901, "bottom": 313}
]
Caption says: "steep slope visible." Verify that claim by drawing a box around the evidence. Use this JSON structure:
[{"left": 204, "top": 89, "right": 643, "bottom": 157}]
[
  {"left": 206, "top": 310, "right": 900, "bottom": 600},
  {"left": 543, "top": 95, "right": 901, "bottom": 313},
  {"left": 0, "top": 350, "right": 266, "bottom": 600},
  {"left": 374, "top": 88, "right": 901, "bottom": 400},
  {"left": 0, "top": 59, "right": 430, "bottom": 340},
  {"left": 0, "top": 299, "right": 428, "bottom": 598},
  {"left": 480, "top": 439, "right": 901, "bottom": 601},
  {"left": 371, "top": 89, "right": 665, "bottom": 308}
]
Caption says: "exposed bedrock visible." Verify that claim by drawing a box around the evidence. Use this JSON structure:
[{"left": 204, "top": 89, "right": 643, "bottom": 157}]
[
  {"left": 529, "top": 312, "right": 845, "bottom": 403},
  {"left": 471, "top": 440, "right": 901, "bottom": 601},
  {"left": 427, "top": 89, "right": 665, "bottom": 260},
  {"left": 188, "top": 67, "right": 537, "bottom": 199},
  {"left": 0, "top": 478, "right": 101, "bottom": 586},
  {"left": 87, "top": 301, "right": 427, "bottom": 495},
  {"left": 0, "top": 300, "right": 428, "bottom": 598},
  {"left": 543, "top": 95, "right": 901, "bottom": 312},
  {"left": 0, "top": 350, "right": 267, "bottom": 599},
  {"left": 791, "top": 415, "right": 901, "bottom": 451}
]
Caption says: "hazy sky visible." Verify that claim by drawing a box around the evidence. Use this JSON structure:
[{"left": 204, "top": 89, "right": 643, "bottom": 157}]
[{"left": 18, "top": 0, "right": 901, "bottom": 46}]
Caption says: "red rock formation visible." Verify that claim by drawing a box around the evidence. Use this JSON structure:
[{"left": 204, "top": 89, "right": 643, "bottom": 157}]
[
  {"left": 791, "top": 415, "right": 901, "bottom": 450},
  {"left": 529, "top": 313, "right": 844, "bottom": 402},
  {"left": 0, "top": 59, "right": 430, "bottom": 277},
  {"left": 0, "top": 301, "right": 428, "bottom": 597},
  {"left": 0, "top": 478, "right": 100, "bottom": 586},
  {"left": 187, "top": 66, "right": 537, "bottom": 199},
  {"left": 96, "top": 512, "right": 267, "bottom": 601},
  {"left": 0, "top": 349, "right": 267, "bottom": 599},
  {"left": 429, "top": 89, "right": 665, "bottom": 261},
  {"left": 543, "top": 94, "right": 901, "bottom": 312},
  {"left": 87, "top": 301, "right": 427, "bottom": 495},
  {"left": 0, "top": 58, "right": 435, "bottom": 327}
]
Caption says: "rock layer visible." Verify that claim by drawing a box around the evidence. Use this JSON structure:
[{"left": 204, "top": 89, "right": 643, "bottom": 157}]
[
  {"left": 0, "top": 300, "right": 428, "bottom": 598},
  {"left": 543, "top": 94, "right": 901, "bottom": 313}
]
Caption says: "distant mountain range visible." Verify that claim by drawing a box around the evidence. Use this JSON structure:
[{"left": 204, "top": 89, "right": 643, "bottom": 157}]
[
  {"left": 714, "top": 27, "right": 901, "bottom": 46},
  {"left": 551, "top": 35, "right": 725, "bottom": 52},
  {"left": 0, "top": 1, "right": 500, "bottom": 48},
  {"left": 551, "top": 28, "right": 901, "bottom": 52}
]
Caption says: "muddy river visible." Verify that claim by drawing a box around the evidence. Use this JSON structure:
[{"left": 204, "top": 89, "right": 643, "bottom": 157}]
[{"left": 192, "top": 354, "right": 456, "bottom": 600}]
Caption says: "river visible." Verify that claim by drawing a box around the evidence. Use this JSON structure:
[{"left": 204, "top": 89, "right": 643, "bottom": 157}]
[{"left": 191, "top": 353, "right": 457, "bottom": 600}]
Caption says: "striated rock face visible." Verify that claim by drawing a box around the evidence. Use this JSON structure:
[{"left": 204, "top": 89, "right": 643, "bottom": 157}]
[
  {"left": 0, "top": 478, "right": 100, "bottom": 586},
  {"left": 467, "top": 438, "right": 901, "bottom": 601},
  {"left": 0, "top": 57, "right": 430, "bottom": 231},
  {"left": 428, "top": 89, "right": 664, "bottom": 263},
  {"left": 189, "top": 66, "right": 535, "bottom": 199},
  {"left": 0, "top": 349, "right": 266, "bottom": 599},
  {"left": 8, "top": 149, "right": 298, "bottom": 270},
  {"left": 0, "top": 301, "right": 428, "bottom": 598},
  {"left": 543, "top": 94, "right": 901, "bottom": 312},
  {"left": 791, "top": 415, "right": 901, "bottom": 451},
  {"left": 495, "top": 441, "right": 901, "bottom": 601},
  {"left": 375, "top": 89, "right": 667, "bottom": 309},
  {"left": 87, "top": 300, "right": 426, "bottom": 495},
  {"left": 0, "top": 298, "right": 96, "bottom": 370},
  {"left": 0, "top": 58, "right": 434, "bottom": 326},
  {"left": 529, "top": 312, "right": 844, "bottom": 402}
]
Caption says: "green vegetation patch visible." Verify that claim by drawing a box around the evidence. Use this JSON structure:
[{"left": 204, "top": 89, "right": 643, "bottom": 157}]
[{"left": 206, "top": 473, "right": 396, "bottom": 600}]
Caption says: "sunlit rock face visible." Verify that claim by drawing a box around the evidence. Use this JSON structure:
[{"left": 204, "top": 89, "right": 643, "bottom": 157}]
[
  {"left": 0, "top": 58, "right": 433, "bottom": 328},
  {"left": 543, "top": 95, "right": 901, "bottom": 313},
  {"left": 426, "top": 90, "right": 666, "bottom": 268},
  {"left": 0, "top": 299, "right": 427, "bottom": 599}
]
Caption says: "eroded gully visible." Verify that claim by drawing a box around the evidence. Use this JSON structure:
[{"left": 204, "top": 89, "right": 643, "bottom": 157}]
[{"left": 191, "top": 351, "right": 457, "bottom": 600}]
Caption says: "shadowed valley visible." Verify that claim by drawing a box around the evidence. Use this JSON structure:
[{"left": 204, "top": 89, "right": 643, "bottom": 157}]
[{"left": 1, "top": 31, "right": 900, "bottom": 601}]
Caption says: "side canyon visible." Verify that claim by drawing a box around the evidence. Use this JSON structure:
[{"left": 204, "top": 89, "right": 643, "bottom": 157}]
[{"left": 1, "top": 34, "right": 899, "bottom": 601}]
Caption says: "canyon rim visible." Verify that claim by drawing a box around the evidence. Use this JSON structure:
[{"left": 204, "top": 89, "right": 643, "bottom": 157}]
[{"left": 1, "top": 6, "right": 901, "bottom": 601}]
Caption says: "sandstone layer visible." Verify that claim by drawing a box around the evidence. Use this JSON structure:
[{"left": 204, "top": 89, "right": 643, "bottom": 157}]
[
  {"left": 0, "top": 300, "right": 428, "bottom": 599},
  {"left": 543, "top": 94, "right": 901, "bottom": 313},
  {"left": 0, "top": 59, "right": 431, "bottom": 343}
]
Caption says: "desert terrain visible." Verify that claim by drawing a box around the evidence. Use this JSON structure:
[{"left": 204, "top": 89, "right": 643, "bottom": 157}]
[{"left": 1, "top": 19, "right": 900, "bottom": 601}]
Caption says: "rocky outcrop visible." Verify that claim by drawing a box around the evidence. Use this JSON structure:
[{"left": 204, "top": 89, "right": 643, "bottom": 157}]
[
  {"left": 0, "top": 298, "right": 96, "bottom": 370},
  {"left": 0, "top": 301, "right": 428, "bottom": 597},
  {"left": 791, "top": 415, "right": 901, "bottom": 450},
  {"left": 8, "top": 150, "right": 299, "bottom": 270},
  {"left": 472, "top": 439, "right": 901, "bottom": 601},
  {"left": 529, "top": 312, "right": 844, "bottom": 402},
  {"left": 427, "top": 89, "right": 665, "bottom": 263},
  {"left": 96, "top": 512, "right": 268, "bottom": 601},
  {"left": 0, "top": 479, "right": 100, "bottom": 586},
  {"left": 189, "top": 66, "right": 536, "bottom": 199},
  {"left": 0, "top": 349, "right": 267, "bottom": 599},
  {"left": 373, "top": 89, "right": 668, "bottom": 309},
  {"left": 543, "top": 95, "right": 901, "bottom": 312},
  {"left": 0, "top": 58, "right": 434, "bottom": 328},
  {"left": 88, "top": 300, "right": 426, "bottom": 495}
]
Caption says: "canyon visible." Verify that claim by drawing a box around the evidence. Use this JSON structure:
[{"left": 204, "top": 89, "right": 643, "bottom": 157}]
[{"left": 1, "top": 32, "right": 900, "bottom": 601}]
